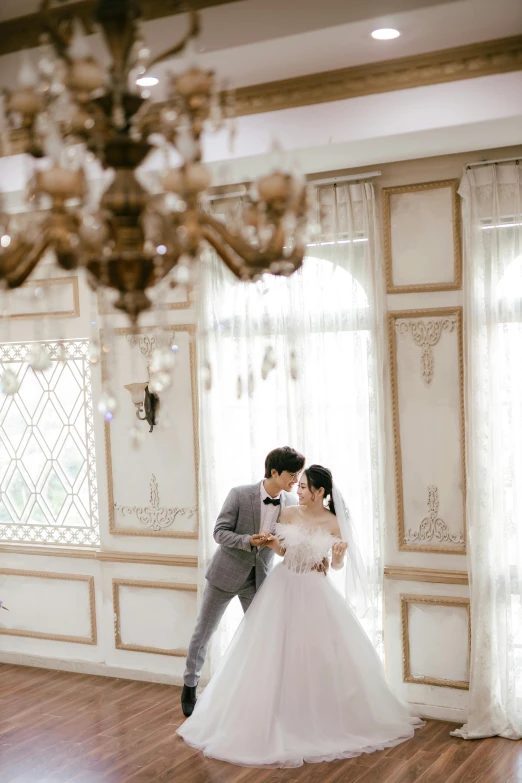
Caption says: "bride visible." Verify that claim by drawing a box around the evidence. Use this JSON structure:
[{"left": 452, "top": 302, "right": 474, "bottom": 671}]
[{"left": 177, "top": 464, "right": 423, "bottom": 767}]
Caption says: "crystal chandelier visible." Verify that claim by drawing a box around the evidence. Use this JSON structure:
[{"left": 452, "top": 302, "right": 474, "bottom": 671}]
[{"left": 0, "top": 0, "right": 311, "bottom": 328}]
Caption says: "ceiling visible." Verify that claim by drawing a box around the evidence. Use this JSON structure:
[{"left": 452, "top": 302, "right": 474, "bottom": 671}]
[
  {"left": 0, "top": 0, "right": 520, "bottom": 91},
  {"left": 0, "top": 0, "right": 520, "bottom": 182}
]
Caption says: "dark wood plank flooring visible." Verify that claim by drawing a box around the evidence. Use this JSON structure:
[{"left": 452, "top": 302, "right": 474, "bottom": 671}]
[{"left": 0, "top": 664, "right": 520, "bottom": 782}]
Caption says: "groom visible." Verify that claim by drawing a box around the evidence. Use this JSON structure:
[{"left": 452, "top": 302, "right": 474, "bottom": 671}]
[{"left": 181, "top": 446, "right": 305, "bottom": 716}]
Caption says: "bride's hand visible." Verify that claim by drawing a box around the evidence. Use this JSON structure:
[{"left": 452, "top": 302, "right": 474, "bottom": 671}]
[
  {"left": 331, "top": 541, "right": 348, "bottom": 569},
  {"left": 263, "top": 534, "right": 279, "bottom": 550}
]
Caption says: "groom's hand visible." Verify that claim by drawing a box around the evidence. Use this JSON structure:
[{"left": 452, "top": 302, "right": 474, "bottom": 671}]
[{"left": 250, "top": 533, "right": 269, "bottom": 547}]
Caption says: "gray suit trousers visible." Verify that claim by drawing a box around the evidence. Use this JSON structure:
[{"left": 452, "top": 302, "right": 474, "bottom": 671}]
[{"left": 183, "top": 569, "right": 256, "bottom": 687}]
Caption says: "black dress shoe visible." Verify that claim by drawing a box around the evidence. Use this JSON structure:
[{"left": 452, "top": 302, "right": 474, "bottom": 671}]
[{"left": 181, "top": 684, "right": 197, "bottom": 717}]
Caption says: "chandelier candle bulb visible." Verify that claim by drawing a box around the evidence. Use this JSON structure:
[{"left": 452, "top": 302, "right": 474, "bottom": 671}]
[
  {"left": 7, "top": 88, "right": 43, "bottom": 117},
  {"left": 36, "top": 167, "right": 86, "bottom": 200},
  {"left": 68, "top": 58, "right": 106, "bottom": 96},
  {"left": 257, "top": 172, "right": 291, "bottom": 202}
]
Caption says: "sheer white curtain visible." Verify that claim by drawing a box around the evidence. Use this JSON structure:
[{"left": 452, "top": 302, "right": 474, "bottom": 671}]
[
  {"left": 453, "top": 164, "right": 522, "bottom": 740},
  {"left": 196, "top": 183, "right": 387, "bottom": 676}
]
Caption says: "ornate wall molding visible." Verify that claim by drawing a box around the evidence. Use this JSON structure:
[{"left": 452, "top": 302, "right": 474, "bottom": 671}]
[
  {"left": 0, "top": 543, "right": 197, "bottom": 566},
  {"left": 384, "top": 567, "right": 468, "bottom": 585},
  {"left": 103, "top": 324, "right": 199, "bottom": 539},
  {"left": 114, "top": 474, "right": 195, "bottom": 533},
  {"left": 395, "top": 315, "right": 458, "bottom": 385},
  {"left": 401, "top": 594, "right": 470, "bottom": 690},
  {"left": 125, "top": 332, "right": 177, "bottom": 376},
  {"left": 383, "top": 180, "right": 462, "bottom": 294},
  {"left": 404, "top": 486, "right": 465, "bottom": 547},
  {"left": 0, "top": 568, "right": 96, "bottom": 645},
  {"left": 4, "top": 277, "right": 80, "bottom": 320},
  {"left": 112, "top": 578, "right": 197, "bottom": 657},
  {"left": 388, "top": 307, "right": 466, "bottom": 554},
  {"left": 97, "top": 288, "right": 192, "bottom": 315}
]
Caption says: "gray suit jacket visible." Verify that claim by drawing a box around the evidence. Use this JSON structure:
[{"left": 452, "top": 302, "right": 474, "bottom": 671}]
[{"left": 205, "top": 481, "right": 298, "bottom": 592}]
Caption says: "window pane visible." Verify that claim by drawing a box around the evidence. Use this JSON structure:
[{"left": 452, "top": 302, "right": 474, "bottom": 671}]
[{"left": 0, "top": 340, "right": 100, "bottom": 547}]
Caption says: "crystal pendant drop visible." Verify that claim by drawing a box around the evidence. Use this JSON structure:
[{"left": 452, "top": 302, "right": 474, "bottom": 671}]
[
  {"left": 55, "top": 341, "right": 67, "bottom": 362},
  {"left": 201, "top": 360, "right": 212, "bottom": 391},
  {"left": 89, "top": 341, "right": 100, "bottom": 365},
  {"left": 28, "top": 344, "right": 51, "bottom": 372},
  {"left": 149, "top": 371, "right": 171, "bottom": 394},
  {"left": 97, "top": 390, "right": 118, "bottom": 422},
  {"left": 0, "top": 369, "right": 20, "bottom": 395},
  {"left": 289, "top": 350, "right": 299, "bottom": 381},
  {"left": 236, "top": 375, "right": 243, "bottom": 400},
  {"left": 130, "top": 425, "right": 145, "bottom": 449},
  {"left": 248, "top": 371, "right": 255, "bottom": 398},
  {"left": 261, "top": 345, "right": 276, "bottom": 380},
  {"left": 150, "top": 346, "right": 176, "bottom": 374}
]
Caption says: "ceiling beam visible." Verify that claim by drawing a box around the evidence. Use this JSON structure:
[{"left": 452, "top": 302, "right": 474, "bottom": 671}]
[
  {"left": 0, "top": 0, "right": 241, "bottom": 57},
  {"left": 1, "top": 34, "right": 521, "bottom": 157},
  {"left": 233, "top": 35, "right": 522, "bottom": 116}
]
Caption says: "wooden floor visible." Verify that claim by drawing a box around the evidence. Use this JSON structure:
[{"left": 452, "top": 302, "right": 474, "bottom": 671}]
[{"left": 0, "top": 665, "right": 521, "bottom": 783}]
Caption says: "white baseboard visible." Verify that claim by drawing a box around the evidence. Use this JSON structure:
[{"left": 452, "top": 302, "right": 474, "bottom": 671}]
[
  {"left": 0, "top": 651, "right": 185, "bottom": 687},
  {"left": 410, "top": 702, "right": 467, "bottom": 724}
]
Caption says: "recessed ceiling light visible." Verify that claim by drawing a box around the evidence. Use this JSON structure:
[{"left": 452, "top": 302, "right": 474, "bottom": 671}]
[
  {"left": 371, "top": 28, "right": 400, "bottom": 40},
  {"left": 136, "top": 76, "right": 159, "bottom": 87}
]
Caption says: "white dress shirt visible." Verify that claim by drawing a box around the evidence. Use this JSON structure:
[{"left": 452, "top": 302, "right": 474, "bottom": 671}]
[{"left": 259, "top": 481, "right": 282, "bottom": 535}]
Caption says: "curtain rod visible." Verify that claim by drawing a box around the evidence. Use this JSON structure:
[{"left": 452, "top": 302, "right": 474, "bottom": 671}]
[
  {"left": 308, "top": 171, "right": 381, "bottom": 186},
  {"left": 207, "top": 170, "right": 382, "bottom": 201},
  {"left": 466, "top": 156, "right": 520, "bottom": 169}
]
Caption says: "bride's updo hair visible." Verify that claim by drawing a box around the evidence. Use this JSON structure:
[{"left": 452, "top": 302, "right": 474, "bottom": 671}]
[{"left": 304, "top": 465, "right": 336, "bottom": 514}]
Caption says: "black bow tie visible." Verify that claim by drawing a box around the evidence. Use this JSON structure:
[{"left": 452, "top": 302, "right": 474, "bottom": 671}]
[{"left": 263, "top": 497, "right": 280, "bottom": 506}]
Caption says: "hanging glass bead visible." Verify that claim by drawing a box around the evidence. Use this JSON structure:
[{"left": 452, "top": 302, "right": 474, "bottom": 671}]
[
  {"left": 149, "top": 371, "right": 171, "bottom": 394},
  {"left": 97, "top": 390, "right": 118, "bottom": 422},
  {"left": 0, "top": 369, "right": 20, "bottom": 395},
  {"left": 261, "top": 345, "right": 276, "bottom": 380},
  {"left": 201, "top": 360, "right": 212, "bottom": 391},
  {"left": 28, "top": 344, "right": 51, "bottom": 372},
  {"left": 289, "top": 350, "right": 299, "bottom": 381}
]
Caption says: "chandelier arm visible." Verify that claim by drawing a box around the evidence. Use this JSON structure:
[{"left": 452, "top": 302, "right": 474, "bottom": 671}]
[
  {"left": 201, "top": 226, "right": 243, "bottom": 278},
  {"left": 147, "top": 9, "right": 200, "bottom": 68},
  {"left": 39, "top": 0, "right": 73, "bottom": 62},
  {"left": 201, "top": 211, "right": 264, "bottom": 265},
  {"left": 3, "top": 232, "right": 51, "bottom": 288}
]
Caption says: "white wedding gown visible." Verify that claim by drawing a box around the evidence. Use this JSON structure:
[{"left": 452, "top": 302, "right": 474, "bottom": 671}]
[{"left": 177, "top": 522, "right": 423, "bottom": 767}]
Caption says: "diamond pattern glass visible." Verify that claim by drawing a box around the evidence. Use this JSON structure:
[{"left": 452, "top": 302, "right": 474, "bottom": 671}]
[{"left": 0, "top": 340, "right": 100, "bottom": 546}]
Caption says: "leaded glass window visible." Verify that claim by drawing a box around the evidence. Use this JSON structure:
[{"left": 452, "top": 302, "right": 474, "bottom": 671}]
[{"left": 0, "top": 339, "right": 99, "bottom": 546}]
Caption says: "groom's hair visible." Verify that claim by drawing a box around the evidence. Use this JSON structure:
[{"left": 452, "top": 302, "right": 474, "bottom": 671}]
[{"left": 264, "top": 447, "right": 305, "bottom": 479}]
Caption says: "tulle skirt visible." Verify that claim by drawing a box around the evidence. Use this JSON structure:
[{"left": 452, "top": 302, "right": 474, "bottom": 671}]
[{"left": 177, "top": 562, "right": 423, "bottom": 768}]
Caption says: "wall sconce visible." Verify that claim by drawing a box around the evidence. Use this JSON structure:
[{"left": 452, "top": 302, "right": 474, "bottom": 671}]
[{"left": 124, "top": 382, "right": 160, "bottom": 433}]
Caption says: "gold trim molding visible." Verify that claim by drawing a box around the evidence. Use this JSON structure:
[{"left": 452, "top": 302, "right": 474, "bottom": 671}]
[
  {"left": 97, "top": 287, "right": 193, "bottom": 315},
  {"left": 388, "top": 307, "right": 466, "bottom": 554},
  {"left": 383, "top": 180, "right": 462, "bottom": 294},
  {"left": 0, "top": 568, "right": 97, "bottom": 645},
  {"left": 103, "top": 324, "right": 199, "bottom": 539},
  {"left": 112, "top": 578, "right": 197, "bottom": 657},
  {"left": 401, "top": 593, "right": 470, "bottom": 690},
  {"left": 0, "top": 543, "right": 197, "bottom": 567},
  {"left": 5, "top": 276, "right": 80, "bottom": 320},
  {"left": 231, "top": 36, "right": 522, "bottom": 116},
  {"left": 384, "top": 566, "right": 468, "bottom": 585}
]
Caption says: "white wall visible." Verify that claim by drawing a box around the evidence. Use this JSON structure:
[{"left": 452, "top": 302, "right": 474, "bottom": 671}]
[
  {"left": 0, "top": 262, "right": 199, "bottom": 686},
  {"left": 1, "top": 144, "right": 522, "bottom": 723}
]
